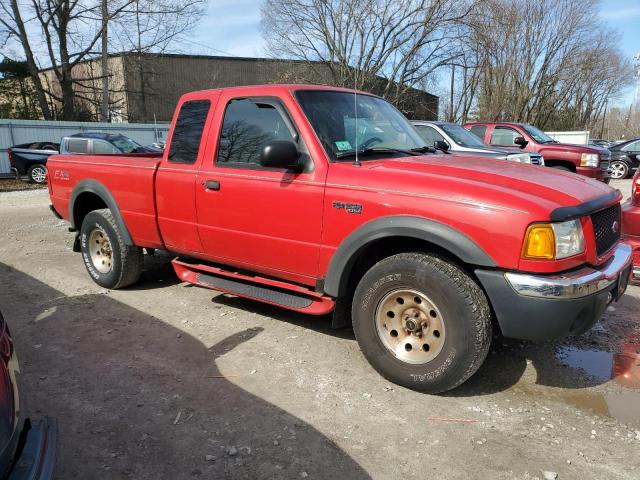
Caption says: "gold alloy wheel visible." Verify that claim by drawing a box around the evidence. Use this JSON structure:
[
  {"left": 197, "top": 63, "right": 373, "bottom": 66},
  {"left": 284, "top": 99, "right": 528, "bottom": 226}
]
[
  {"left": 89, "top": 228, "right": 113, "bottom": 274},
  {"left": 375, "top": 289, "right": 446, "bottom": 364}
]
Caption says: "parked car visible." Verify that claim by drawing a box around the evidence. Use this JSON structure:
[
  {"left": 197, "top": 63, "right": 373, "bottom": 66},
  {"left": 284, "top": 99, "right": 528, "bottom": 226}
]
[
  {"left": 0, "top": 309, "right": 56, "bottom": 478},
  {"left": 411, "top": 121, "right": 544, "bottom": 165},
  {"left": 7, "top": 142, "right": 60, "bottom": 184},
  {"left": 608, "top": 137, "right": 640, "bottom": 179},
  {"left": 47, "top": 85, "right": 632, "bottom": 394},
  {"left": 622, "top": 170, "right": 640, "bottom": 285},
  {"left": 59, "top": 132, "right": 163, "bottom": 155},
  {"left": 589, "top": 139, "right": 612, "bottom": 148},
  {"left": 464, "top": 122, "right": 611, "bottom": 182}
]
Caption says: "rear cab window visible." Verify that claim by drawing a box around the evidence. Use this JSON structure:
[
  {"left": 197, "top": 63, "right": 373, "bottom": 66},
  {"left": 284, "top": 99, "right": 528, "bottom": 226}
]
[{"left": 168, "top": 100, "right": 211, "bottom": 164}]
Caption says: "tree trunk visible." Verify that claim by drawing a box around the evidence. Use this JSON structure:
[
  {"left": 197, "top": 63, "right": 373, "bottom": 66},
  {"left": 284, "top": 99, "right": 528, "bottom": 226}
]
[{"left": 9, "top": 0, "right": 52, "bottom": 119}]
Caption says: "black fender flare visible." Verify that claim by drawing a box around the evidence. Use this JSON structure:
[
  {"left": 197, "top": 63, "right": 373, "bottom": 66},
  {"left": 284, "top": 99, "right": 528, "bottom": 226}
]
[
  {"left": 69, "top": 179, "right": 134, "bottom": 245},
  {"left": 323, "top": 215, "right": 496, "bottom": 297}
]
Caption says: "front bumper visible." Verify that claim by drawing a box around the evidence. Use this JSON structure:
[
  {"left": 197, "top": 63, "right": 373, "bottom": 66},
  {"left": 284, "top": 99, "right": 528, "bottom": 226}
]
[
  {"left": 476, "top": 243, "right": 633, "bottom": 340},
  {"left": 7, "top": 417, "right": 57, "bottom": 480},
  {"left": 576, "top": 166, "right": 605, "bottom": 181}
]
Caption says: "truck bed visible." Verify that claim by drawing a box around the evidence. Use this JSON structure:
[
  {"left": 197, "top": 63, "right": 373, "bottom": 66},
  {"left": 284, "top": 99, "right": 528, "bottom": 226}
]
[{"left": 48, "top": 153, "right": 165, "bottom": 248}]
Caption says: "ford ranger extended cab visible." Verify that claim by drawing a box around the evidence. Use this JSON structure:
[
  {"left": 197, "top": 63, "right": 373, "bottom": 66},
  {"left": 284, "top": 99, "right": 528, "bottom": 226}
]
[
  {"left": 464, "top": 121, "right": 611, "bottom": 182},
  {"left": 47, "top": 85, "right": 633, "bottom": 393}
]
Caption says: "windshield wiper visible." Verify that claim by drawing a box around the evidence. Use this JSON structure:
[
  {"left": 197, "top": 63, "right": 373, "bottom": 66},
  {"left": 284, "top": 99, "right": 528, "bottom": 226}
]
[{"left": 336, "top": 146, "right": 433, "bottom": 160}]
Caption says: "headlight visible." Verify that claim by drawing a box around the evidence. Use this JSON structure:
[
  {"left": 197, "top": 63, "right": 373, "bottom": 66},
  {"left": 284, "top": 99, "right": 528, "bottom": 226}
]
[
  {"left": 522, "top": 219, "right": 585, "bottom": 260},
  {"left": 580, "top": 153, "right": 599, "bottom": 167},
  {"left": 507, "top": 153, "right": 531, "bottom": 164},
  {"left": 539, "top": 155, "right": 545, "bottom": 166}
]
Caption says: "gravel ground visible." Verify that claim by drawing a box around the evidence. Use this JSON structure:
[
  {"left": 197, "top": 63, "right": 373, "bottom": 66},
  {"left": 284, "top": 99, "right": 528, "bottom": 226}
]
[
  {"left": 0, "top": 180, "right": 638, "bottom": 480},
  {"left": 0, "top": 177, "right": 47, "bottom": 192}
]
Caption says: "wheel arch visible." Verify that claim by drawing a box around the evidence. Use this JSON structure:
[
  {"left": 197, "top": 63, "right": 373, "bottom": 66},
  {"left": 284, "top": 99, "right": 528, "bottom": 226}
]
[
  {"left": 70, "top": 179, "right": 133, "bottom": 245},
  {"left": 323, "top": 216, "right": 497, "bottom": 298}
]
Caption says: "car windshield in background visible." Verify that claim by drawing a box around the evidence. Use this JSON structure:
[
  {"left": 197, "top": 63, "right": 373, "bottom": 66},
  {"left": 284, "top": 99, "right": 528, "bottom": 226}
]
[
  {"left": 440, "top": 123, "right": 487, "bottom": 148},
  {"left": 109, "top": 135, "right": 142, "bottom": 153},
  {"left": 522, "top": 124, "right": 555, "bottom": 144},
  {"left": 295, "top": 90, "right": 426, "bottom": 160}
]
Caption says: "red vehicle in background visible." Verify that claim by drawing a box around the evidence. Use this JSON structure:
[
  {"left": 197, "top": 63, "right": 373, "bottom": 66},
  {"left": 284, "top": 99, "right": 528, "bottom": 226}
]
[
  {"left": 622, "top": 170, "right": 640, "bottom": 285},
  {"left": 464, "top": 122, "right": 611, "bottom": 182}
]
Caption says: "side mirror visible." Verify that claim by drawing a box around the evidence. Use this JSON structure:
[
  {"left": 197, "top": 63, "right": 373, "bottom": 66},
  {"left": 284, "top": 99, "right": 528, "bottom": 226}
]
[
  {"left": 514, "top": 136, "right": 528, "bottom": 147},
  {"left": 259, "top": 140, "right": 300, "bottom": 170},
  {"left": 434, "top": 140, "right": 450, "bottom": 152}
]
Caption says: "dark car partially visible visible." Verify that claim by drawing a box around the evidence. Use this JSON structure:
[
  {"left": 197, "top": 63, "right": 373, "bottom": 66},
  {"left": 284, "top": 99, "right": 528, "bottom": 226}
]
[
  {"left": 0, "top": 310, "right": 56, "bottom": 480},
  {"left": 7, "top": 143, "right": 60, "bottom": 184},
  {"left": 608, "top": 137, "right": 640, "bottom": 179}
]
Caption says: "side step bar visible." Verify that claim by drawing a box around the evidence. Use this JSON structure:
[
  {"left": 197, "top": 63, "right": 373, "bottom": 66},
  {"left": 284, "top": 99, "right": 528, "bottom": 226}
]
[{"left": 172, "top": 259, "right": 336, "bottom": 315}]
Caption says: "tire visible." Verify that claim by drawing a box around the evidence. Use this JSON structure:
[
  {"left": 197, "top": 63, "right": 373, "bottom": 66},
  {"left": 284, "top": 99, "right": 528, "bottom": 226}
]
[
  {"left": 28, "top": 164, "right": 47, "bottom": 184},
  {"left": 609, "top": 160, "right": 629, "bottom": 180},
  {"left": 80, "top": 209, "right": 143, "bottom": 289},
  {"left": 551, "top": 165, "right": 571, "bottom": 172},
  {"left": 352, "top": 252, "right": 492, "bottom": 393}
]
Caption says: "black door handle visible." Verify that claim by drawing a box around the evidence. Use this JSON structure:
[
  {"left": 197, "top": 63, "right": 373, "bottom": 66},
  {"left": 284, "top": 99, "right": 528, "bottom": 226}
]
[{"left": 205, "top": 180, "right": 220, "bottom": 191}]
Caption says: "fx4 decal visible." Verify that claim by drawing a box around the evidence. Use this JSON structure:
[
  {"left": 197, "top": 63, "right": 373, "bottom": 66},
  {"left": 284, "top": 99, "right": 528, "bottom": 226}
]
[{"left": 332, "top": 201, "right": 362, "bottom": 214}]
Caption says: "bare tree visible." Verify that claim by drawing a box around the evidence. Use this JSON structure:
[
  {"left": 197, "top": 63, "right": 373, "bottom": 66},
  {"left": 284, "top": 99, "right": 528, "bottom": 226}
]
[
  {"left": 2, "top": 0, "right": 206, "bottom": 121},
  {"left": 262, "top": 0, "right": 476, "bottom": 110},
  {"left": 454, "top": 0, "right": 633, "bottom": 130}
]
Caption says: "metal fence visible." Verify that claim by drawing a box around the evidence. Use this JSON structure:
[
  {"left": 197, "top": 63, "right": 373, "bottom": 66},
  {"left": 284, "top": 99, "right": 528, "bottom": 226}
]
[{"left": 0, "top": 119, "right": 171, "bottom": 176}]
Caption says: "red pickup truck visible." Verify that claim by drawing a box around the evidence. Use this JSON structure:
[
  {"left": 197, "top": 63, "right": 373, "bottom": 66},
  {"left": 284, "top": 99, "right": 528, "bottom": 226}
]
[
  {"left": 464, "top": 122, "right": 611, "bottom": 182},
  {"left": 47, "top": 85, "right": 633, "bottom": 393}
]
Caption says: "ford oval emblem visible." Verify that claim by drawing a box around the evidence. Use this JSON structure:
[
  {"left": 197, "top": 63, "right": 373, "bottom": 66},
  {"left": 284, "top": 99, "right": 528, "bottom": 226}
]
[{"left": 612, "top": 221, "right": 620, "bottom": 234}]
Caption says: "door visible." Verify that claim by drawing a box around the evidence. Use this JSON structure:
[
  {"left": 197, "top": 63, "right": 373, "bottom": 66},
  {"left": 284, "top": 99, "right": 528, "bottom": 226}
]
[
  {"left": 195, "top": 94, "right": 326, "bottom": 283},
  {"left": 621, "top": 140, "right": 640, "bottom": 165},
  {"left": 156, "top": 96, "right": 217, "bottom": 254},
  {"left": 489, "top": 126, "right": 523, "bottom": 147}
]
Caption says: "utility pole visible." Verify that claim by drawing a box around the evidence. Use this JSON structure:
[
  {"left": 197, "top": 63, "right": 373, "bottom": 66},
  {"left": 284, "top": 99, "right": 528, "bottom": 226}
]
[{"left": 100, "top": 0, "right": 109, "bottom": 122}]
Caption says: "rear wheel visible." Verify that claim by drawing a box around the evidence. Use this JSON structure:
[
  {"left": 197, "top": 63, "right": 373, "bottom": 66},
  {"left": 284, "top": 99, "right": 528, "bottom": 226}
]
[
  {"left": 609, "top": 160, "right": 629, "bottom": 179},
  {"left": 28, "top": 164, "right": 47, "bottom": 184},
  {"left": 80, "top": 209, "right": 143, "bottom": 289},
  {"left": 352, "top": 253, "right": 492, "bottom": 393}
]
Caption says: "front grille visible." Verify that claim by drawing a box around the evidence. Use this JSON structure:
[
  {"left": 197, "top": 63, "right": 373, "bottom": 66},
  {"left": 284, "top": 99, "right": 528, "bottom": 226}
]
[
  {"left": 530, "top": 154, "right": 542, "bottom": 165},
  {"left": 590, "top": 203, "right": 621, "bottom": 256},
  {"left": 599, "top": 151, "right": 611, "bottom": 172}
]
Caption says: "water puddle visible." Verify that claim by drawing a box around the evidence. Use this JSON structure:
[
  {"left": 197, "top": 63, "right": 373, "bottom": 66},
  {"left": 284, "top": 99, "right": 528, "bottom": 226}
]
[{"left": 554, "top": 345, "right": 640, "bottom": 427}]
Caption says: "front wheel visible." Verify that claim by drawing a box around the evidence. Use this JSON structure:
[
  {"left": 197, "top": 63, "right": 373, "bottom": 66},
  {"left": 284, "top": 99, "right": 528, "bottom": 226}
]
[
  {"left": 609, "top": 160, "right": 629, "bottom": 179},
  {"left": 352, "top": 253, "right": 492, "bottom": 393},
  {"left": 28, "top": 164, "right": 47, "bottom": 184},
  {"left": 80, "top": 209, "right": 143, "bottom": 289}
]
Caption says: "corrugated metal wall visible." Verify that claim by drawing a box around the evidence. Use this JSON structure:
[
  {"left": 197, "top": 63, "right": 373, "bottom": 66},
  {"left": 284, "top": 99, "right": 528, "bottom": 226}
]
[{"left": 0, "top": 119, "right": 170, "bottom": 176}]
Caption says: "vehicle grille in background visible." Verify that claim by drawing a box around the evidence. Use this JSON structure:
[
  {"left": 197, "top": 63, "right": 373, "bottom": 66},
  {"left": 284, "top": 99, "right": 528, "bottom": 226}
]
[
  {"left": 591, "top": 203, "right": 621, "bottom": 256},
  {"left": 600, "top": 151, "right": 611, "bottom": 173},
  {"left": 530, "top": 154, "right": 543, "bottom": 165}
]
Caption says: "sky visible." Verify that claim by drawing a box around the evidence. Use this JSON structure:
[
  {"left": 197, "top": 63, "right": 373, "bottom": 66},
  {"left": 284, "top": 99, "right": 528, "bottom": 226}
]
[{"left": 189, "top": 0, "right": 639, "bottom": 107}]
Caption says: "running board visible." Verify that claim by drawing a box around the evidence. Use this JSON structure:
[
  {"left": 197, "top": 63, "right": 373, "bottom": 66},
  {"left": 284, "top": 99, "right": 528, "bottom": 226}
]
[{"left": 172, "top": 259, "right": 335, "bottom": 315}]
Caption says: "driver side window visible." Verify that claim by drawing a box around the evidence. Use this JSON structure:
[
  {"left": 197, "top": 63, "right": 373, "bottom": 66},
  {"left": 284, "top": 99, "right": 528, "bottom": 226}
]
[
  {"left": 623, "top": 140, "right": 640, "bottom": 152},
  {"left": 217, "top": 98, "right": 297, "bottom": 167},
  {"left": 415, "top": 125, "right": 445, "bottom": 146},
  {"left": 491, "top": 127, "right": 521, "bottom": 146}
]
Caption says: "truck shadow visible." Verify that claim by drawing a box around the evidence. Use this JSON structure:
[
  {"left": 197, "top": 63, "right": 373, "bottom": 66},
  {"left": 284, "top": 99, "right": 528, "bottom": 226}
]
[
  {"left": 101, "top": 252, "right": 640, "bottom": 398},
  {"left": 0, "top": 263, "right": 371, "bottom": 480}
]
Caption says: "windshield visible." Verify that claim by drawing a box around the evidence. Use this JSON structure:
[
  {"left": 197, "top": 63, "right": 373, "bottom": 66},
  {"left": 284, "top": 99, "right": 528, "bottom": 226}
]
[
  {"left": 109, "top": 135, "right": 142, "bottom": 153},
  {"left": 440, "top": 123, "right": 486, "bottom": 148},
  {"left": 295, "top": 90, "right": 426, "bottom": 160},
  {"left": 522, "top": 124, "right": 554, "bottom": 144}
]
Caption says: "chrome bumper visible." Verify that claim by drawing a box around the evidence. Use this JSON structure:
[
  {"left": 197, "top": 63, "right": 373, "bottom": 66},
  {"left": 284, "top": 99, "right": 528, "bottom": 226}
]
[{"left": 505, "top": 243, "right": 633, "bottom": 299}]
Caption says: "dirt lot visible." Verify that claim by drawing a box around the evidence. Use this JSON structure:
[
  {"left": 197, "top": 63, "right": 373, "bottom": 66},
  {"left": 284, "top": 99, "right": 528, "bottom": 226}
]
[{"left": 0, "top": 180, "right": 638, "bottom": 480}]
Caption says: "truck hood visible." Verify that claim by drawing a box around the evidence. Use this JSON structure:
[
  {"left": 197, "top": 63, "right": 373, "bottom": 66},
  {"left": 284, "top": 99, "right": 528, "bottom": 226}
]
[
  {"left": 353, "top": 153, "right": 617, "bottom": 216},
  {"left": 537, "top": 142, "right": 606, "bottom": 154}
]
